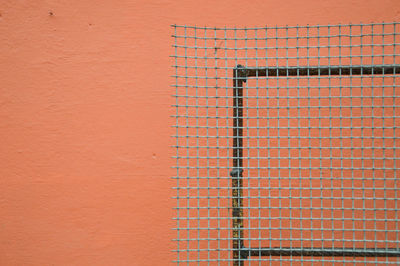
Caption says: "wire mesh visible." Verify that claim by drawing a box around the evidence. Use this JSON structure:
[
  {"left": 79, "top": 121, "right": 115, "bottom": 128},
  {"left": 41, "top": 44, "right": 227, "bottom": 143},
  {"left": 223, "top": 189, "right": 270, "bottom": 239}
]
[{"left": 172, "top": 22, "right": 400, "bottom": 265}]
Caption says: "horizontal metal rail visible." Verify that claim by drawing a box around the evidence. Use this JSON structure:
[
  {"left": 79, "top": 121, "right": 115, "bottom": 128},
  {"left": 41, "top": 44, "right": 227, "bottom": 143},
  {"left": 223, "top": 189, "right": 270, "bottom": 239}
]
[
  {"left": 239, "top": 65, "right": 400, "bottom": 78},
  {"left": 240, "top": 248, "right": 400, "bottom": 258}
]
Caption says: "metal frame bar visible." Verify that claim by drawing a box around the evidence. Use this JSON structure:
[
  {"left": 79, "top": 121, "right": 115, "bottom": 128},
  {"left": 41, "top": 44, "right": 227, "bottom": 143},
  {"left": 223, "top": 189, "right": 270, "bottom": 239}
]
[
  {"left": 231, "top": 64, "right": 400, "bottom": 264},
  {"left": 231, "top": 65, "right": 246, "bottom": 266},
  {"left": 240, "top": 247, "right": 400, "bottom": 258}
]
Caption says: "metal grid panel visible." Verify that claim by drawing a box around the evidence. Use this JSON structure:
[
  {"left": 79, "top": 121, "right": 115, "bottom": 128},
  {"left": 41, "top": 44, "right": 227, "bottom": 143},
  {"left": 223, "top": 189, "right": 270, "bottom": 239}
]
[{"left": 172, "top": 22, "right": 400, "bottom": 265}]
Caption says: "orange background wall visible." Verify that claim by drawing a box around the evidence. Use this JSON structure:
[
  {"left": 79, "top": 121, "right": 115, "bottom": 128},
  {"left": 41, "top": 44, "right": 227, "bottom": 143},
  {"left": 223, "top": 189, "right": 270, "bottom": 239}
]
[{"left": 0, "top": 1, "right": 399, "bottom": 265}]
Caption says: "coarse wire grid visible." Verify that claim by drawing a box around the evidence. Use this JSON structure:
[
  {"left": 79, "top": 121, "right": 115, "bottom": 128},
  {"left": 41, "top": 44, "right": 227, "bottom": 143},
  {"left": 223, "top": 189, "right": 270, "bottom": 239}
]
[{"left": 172, "top": 22, "right": 400, "bottom": 265}]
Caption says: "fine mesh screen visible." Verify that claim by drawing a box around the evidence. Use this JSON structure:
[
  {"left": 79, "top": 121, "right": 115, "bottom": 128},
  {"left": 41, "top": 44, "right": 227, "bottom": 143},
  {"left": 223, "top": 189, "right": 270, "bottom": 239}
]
[{"left": 172, "top": 22, "right": 400, "bottom": 265}]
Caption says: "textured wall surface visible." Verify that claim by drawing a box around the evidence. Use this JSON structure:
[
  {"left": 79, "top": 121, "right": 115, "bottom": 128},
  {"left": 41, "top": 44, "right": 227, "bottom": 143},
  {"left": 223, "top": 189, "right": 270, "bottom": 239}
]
[{"left": 0, "top": 1, "right": 399, "bottom": 265}]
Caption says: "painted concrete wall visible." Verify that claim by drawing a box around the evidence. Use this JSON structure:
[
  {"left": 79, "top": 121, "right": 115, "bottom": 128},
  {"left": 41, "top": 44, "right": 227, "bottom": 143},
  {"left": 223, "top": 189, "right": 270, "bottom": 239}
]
[{"left": 0, "top": 1, "right": 399, "bottom": 265}]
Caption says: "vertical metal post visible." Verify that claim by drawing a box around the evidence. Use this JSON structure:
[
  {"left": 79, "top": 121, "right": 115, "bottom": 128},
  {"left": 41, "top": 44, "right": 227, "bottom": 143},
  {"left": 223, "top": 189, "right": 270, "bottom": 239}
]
[{"left": 231, "top": 65, "right": 246, "bottom": 266}]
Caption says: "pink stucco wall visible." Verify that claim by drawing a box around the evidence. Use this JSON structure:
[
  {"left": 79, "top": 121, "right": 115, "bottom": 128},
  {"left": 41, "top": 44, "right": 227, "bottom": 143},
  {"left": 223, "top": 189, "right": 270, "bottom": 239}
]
[{"left": 0, "top": 1, "right": 399, "bottom": 265}]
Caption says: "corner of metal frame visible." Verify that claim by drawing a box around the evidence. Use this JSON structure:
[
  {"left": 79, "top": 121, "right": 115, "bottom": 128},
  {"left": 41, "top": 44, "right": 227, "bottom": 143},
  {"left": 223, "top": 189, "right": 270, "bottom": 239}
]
[{"left": 234, "top": 64, "right": 248, "bottom": 83}]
